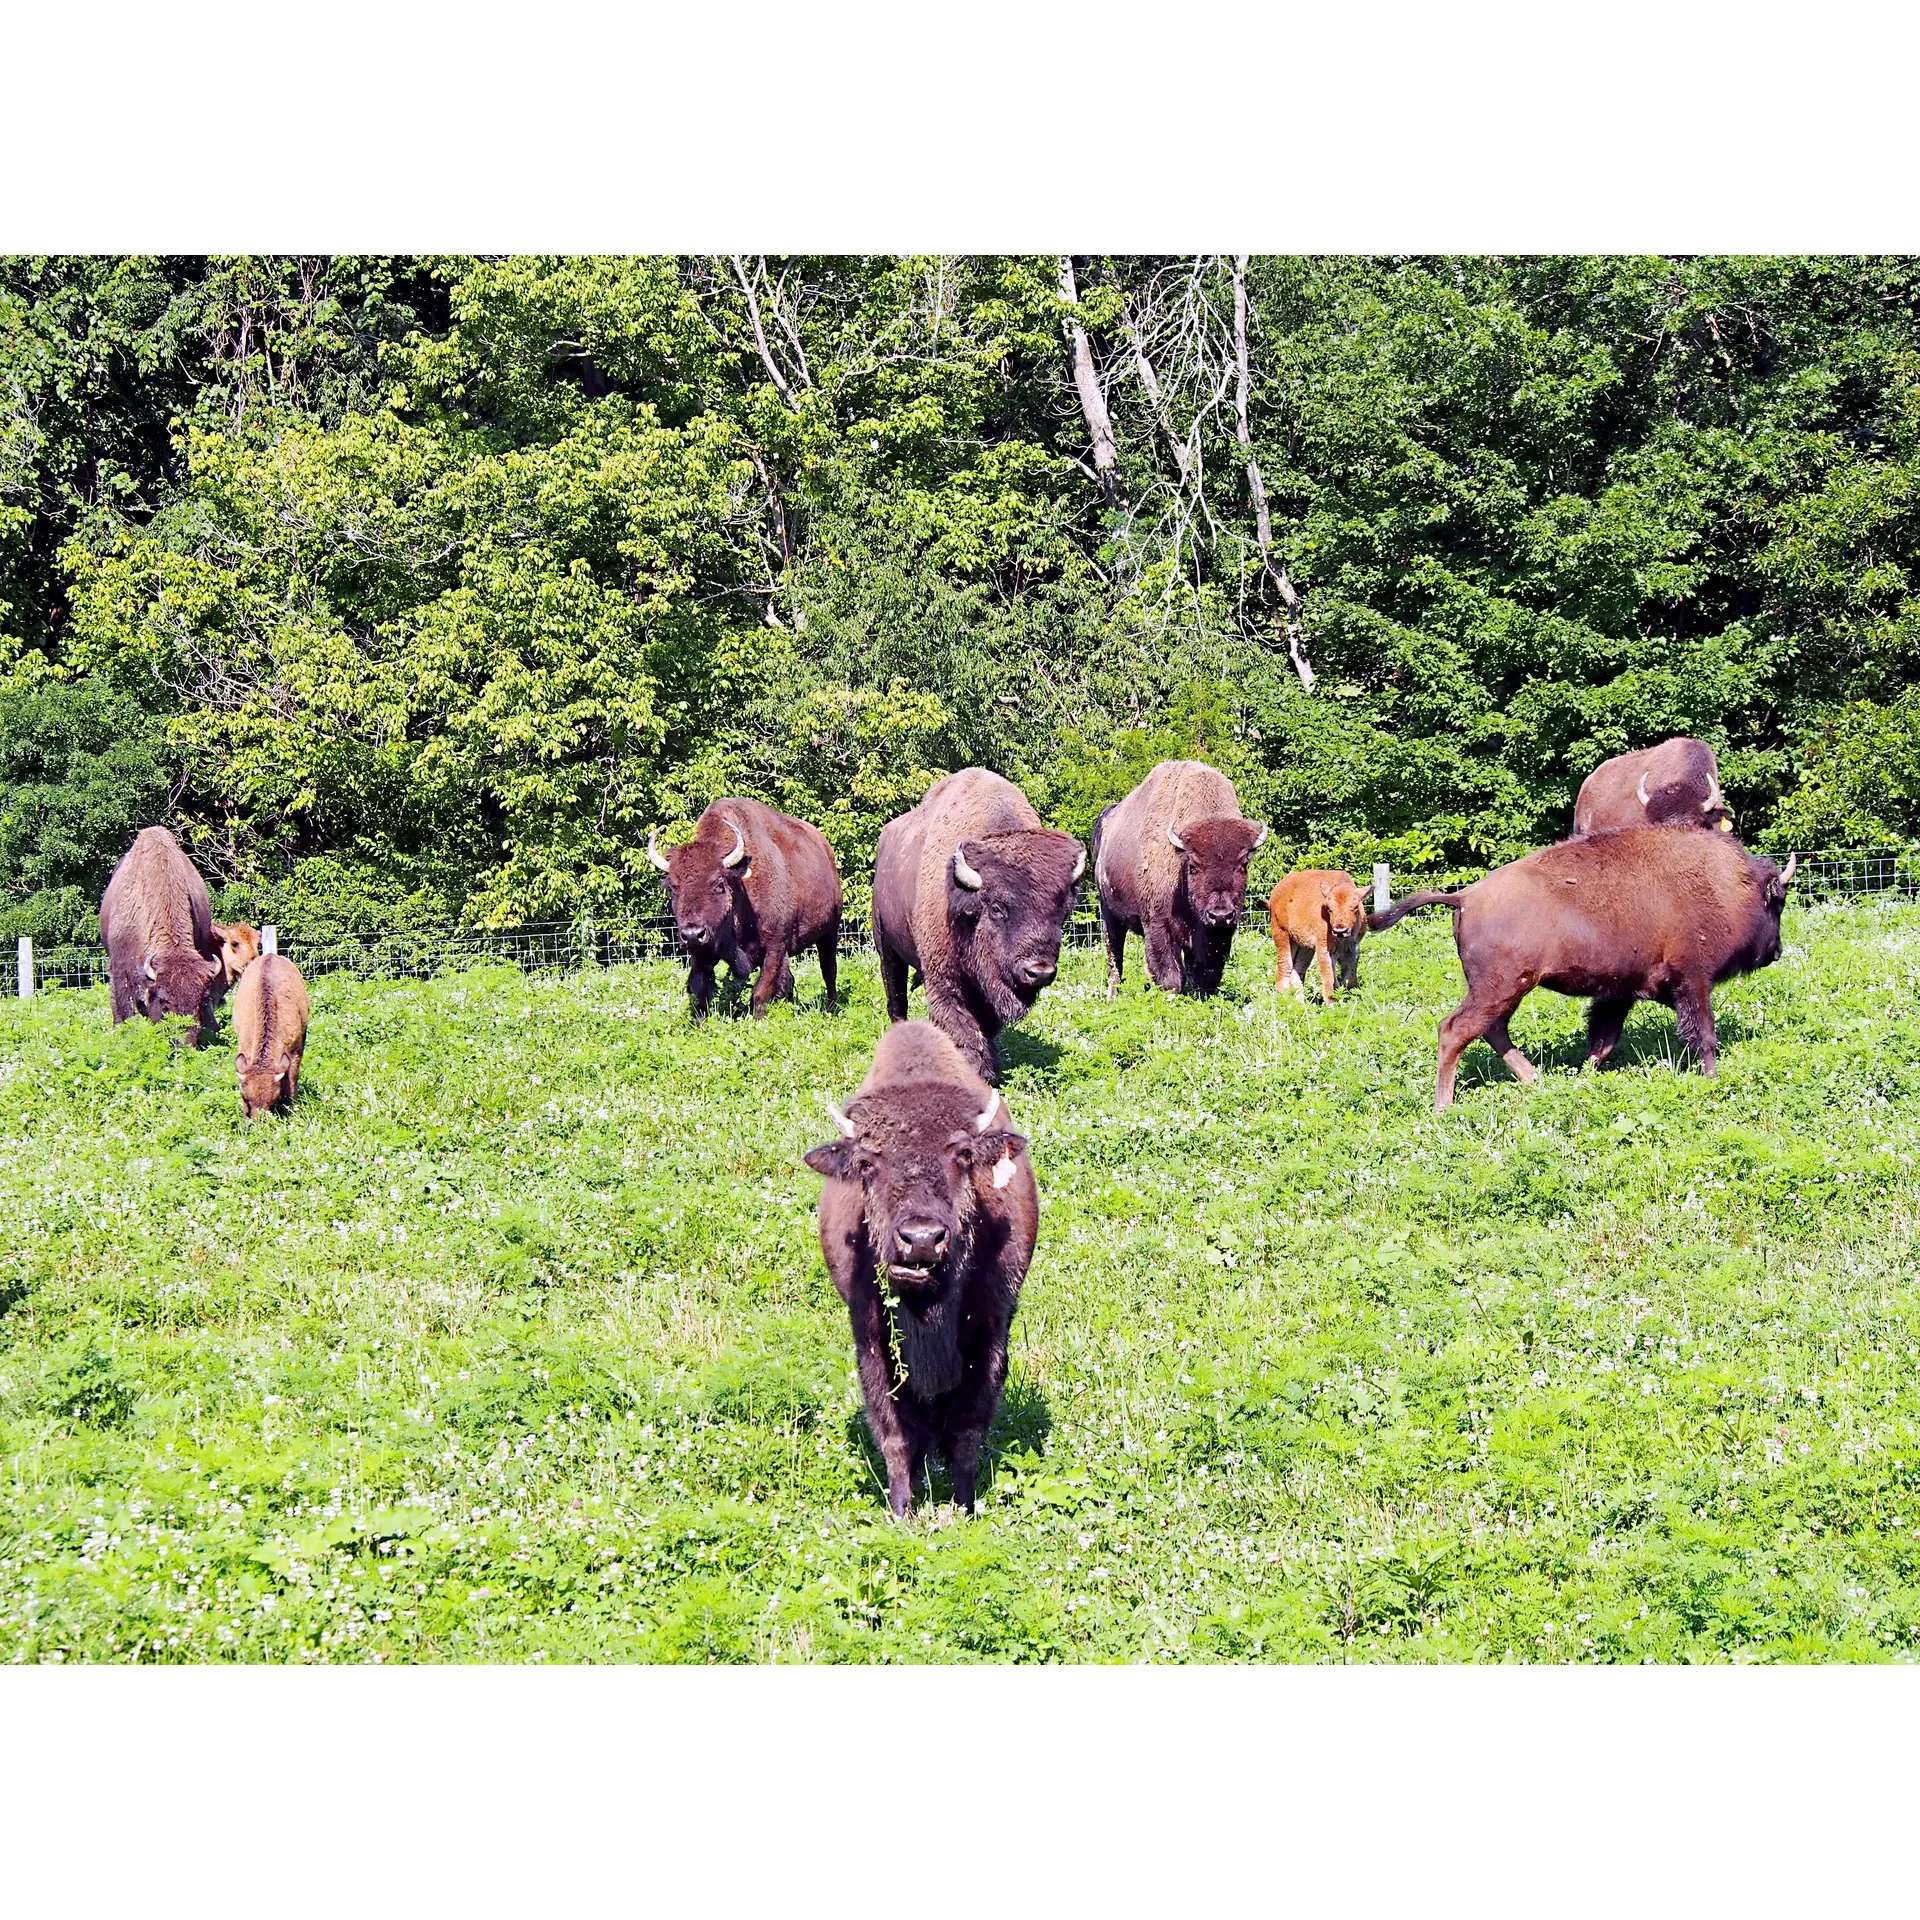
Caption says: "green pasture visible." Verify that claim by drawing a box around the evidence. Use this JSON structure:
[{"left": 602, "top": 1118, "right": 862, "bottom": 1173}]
[{"left": 4, "top": 902, "right": 1920, "bottom": 1662}]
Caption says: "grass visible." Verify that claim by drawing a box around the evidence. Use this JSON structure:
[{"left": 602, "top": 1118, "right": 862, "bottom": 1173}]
[{"left": 4, "top": 901, "right": 1920, "bottom": 1662}]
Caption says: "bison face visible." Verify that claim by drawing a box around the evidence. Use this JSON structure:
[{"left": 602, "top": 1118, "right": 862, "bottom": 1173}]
[
  {"left": 237, "top": 1056, "right": 289, "bottom": 1119},
  {"left": 805, "top": 1091, "right": 1028, "bottom": 1302},
  {"left": 947, "top": 831, "right": 1086, "bottom": 1023},
  {"left": 1738, "top": 852, "right": 1794, "bottom": 971},
  {"left": 1171, "top": 817, "right": 1267, "bottom": 933},
  {"left": 212, "top": 922, "right": 261, "bottom": 986},
  {"left": 652, "top": 820, "right": 749, "bottom": 954},
  {"left": 141, "top": 950, "right": 221, "bottom": 1031}
]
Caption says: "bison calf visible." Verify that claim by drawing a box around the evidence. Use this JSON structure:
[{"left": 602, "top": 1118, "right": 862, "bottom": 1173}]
[
  {"left": 1092, "top": 760, "right": 1267, "bottom": 999},
  {"left": 648, "top": 799, "right": 842, "bottom": 1019},
  {"left": 1268, "top": 869, "right": 1366, "bottom": 1001},
  {"left": 99, "top": 827, "right": 222, "bottom": 1040},
  {"left": 804, "top": 1020, "right": 1038, "bottom": 1516},
  {"left": 1369, "top": 830, "right": 1794, "bottom": 1111},
  {"left": 212, "top": 921, "right": 261, "bottom": 990},
  {"left": 1574, "top": 736, "right": 1734, "bottom": 836},
  {"left": 234, "top": 954, "right": 311, "bottom": 1117},
  {"left": 872, "top": 768, "right": 1084, "bottom": 1083}
]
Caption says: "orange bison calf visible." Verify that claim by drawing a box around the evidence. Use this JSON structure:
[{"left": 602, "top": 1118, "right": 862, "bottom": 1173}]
[
  {"left": 1368, "top": 829, "right": 1793, "bottom": 1111},
  {"left": 212, "top": 921, "right": 261, "bottom": 989},
  {"left": 1267, "top": 869, "right": 1367, "bottom": 1001},
  {"left": 234, "top": 954, "right": 310, "bottom": 1117}
]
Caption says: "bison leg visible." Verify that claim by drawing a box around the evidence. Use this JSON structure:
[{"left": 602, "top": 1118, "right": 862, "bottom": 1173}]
[
  {"left": 1483, "top": 1013, "right": 1540, "bottom": 1086},
  {"left": 1674, "top": 975, "right": 1719, "bottom": 1075},
  {"left": 928, "top": 987, "right": 998, "bottom": 1084},
  {"left": 879, "top": 944, "right": 910, "bottom": 1024},
  {"left": 750, "top": 944, "right": 792, "bottom": 1018},
  {"left": 1275, "top": 938, "right": 1303, "bottom": 995},
  {"left": 1102, "top": 909, "right": 1126, "bottom": 1000},
  {"left": 109, "top": 968, "right": 135, "bottom": 1025},
  {"left": 818, "top": 918, "right": 839, "bottom": 1012},
  {"left": 942, "top": 1339, "right": 1011, "bottom": 1513},
  {"left": 1337, "top": 934, "right": 1361, "bottom": 993},
  {"left": 1144, "top": 920, "right": 1186, "bottom": 996},
  {"left": 686, "top": 958, "right": 718, "bottom": 1019},
  {"left": 1586, "top": 994, "right": 1634, "bottom": 1067},
  {"left": 1313, "top": 934, "right": 1338, "bottom": 1004},
  {"left": 847, "top": 1286, "right": 918, "bottom": 1516}
]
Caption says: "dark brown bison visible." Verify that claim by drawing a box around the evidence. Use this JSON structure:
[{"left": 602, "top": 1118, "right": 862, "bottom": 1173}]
[
  {"left": 1091, "top": 760, "right": 1267, "bottom": 999},
  {"left": 99, "top": 827, "right": 222, "bottom": 1039},
  {"left": 1267, "top": 868, "right": 1367, "bottom": 1001},
  {"left": 1368, "top": 830, "right": 1795, "bottom": 1111},
  {"left": 872, "top": 768, "right": 1085, "bottom": 1083},
  {"left": 647, "top": 799, "right": 842, "bottom": 1018},
  {"left": 1574, "top": 737, "right": 1733, "bottom": 836},
  {"left": 804, "top": 1019, "right": 1038, "bottom": 1516},
  {"left": 234, "top": 954, "right": 310, "bottom": 1118}
]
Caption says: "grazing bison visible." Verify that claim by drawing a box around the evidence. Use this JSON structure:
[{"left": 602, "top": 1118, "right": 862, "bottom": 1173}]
[
  {"left": 1091, "top": 760, "right": 1267, "bottom": 999},
  {"left": 1368, "top": 830, "right": 1794, "bottom": 1111},
  {"left": 234, "top": 954, "right": 310, "bottom": 1118},
  {"left": 804, "top": 1020, "right": 1038, "bottom": 1516},
  {"left": 1574, "top": 737, "right": 1733, "bottom": 836},
  {"left": 1268, "top": 868, "right": 1367, "bottom": 1001},
  {"left": 872, "top": 768, "right": 1085, "bottom": 1083},
  {"left": 98, "top": 827, "right": 222, "bottom": 1040},
  {"left": 212, "top": 921, "right": 261, "bottom": 989},
  {"left": 647, "top": 799, "right": 842, "bottom": 1018}
]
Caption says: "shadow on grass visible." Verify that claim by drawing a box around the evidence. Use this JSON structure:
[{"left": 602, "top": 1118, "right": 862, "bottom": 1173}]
[
  {"left": 1453, "top": 996, "right": 1767, "bottom": 1090},
  {"left": 1000, "top": 1029, "right": 1066, "bottom": 1080}
]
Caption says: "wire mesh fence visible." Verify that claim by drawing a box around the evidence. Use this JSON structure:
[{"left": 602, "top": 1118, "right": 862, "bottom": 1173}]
[{"left": 4, "top": 843, "right": 1916, "bottom": 997}]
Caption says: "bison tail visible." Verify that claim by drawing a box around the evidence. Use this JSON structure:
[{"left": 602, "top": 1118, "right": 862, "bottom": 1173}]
[{"left": 1367, "top": 888, "right": 1463, "bottom": 932}]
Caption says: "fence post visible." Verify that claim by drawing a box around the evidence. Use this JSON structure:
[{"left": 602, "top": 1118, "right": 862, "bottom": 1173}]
[
  {"left": 262, "top": 925, "right": 278, "bottom": 956},
  {"left": 16, "top": 935, "right": 31, "bottom": 1001},
  {"left": 1373, "top": 863, "right": 1392, "bottom": 913}
]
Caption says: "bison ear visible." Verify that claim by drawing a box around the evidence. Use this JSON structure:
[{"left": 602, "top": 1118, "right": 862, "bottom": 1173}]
[{"left": 804, "top": 1140, "right": 861, "bottom": 1182}]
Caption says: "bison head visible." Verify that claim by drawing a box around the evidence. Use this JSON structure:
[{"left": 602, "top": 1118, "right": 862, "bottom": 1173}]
[
  {"left": 1324, "top": 877, "right": 1366, "bottom": 944},
  {"left": 135, "top": 949, "right": 220, "bottom": 1031},
  {"left": 805, "top": 1086, "right": 1028, "bottom": 1302},
  {"left": 946, "top": 829, "right": 1086, "bottom": 1024},
  {"left": 212, "top": 922, "right": 261, "bottom": 986},
  {"left": 236, "top": 1053, "right": 290, "bottom": 1119},
  {"left": 1733, "top": 849, "right": 1795, "bottom": 973},
  {"left": 1168, "top": 816, "right": 1268, "bottom": 932},
  {"left": 648, "top": 818, "right": 749, "bottom": 954}
]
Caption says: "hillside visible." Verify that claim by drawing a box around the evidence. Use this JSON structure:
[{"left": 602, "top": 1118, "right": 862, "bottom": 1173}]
[{"left": 4, "top": 904, "right": 1919, "bottom": 1661}]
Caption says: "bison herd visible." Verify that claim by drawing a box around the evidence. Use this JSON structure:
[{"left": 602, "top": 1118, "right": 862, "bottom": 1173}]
[{"left": 85, "top": 734, "right": 1796, "bottom": 1515}]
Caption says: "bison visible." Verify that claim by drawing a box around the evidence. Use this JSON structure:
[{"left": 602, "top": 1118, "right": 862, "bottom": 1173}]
[
  {"left": 647, "top": 799, "right": 842, "bottom": 1018},
  {"left": 212, "top": 921, "right": 261, "bottom": 989},
  {"left": 1368, "top": 829, "right": 1794, "bottom": 1111},
  {"left": 872, "top": 768, "right": 1085, "bottom": 1083},
  {"left": 1268, "top": 868, "right": 1367, "bottom": 1001},
  {"left": 98, "top": 827, "right": 222, "bottom": 1040},
  {"left": 1574, "top": 737, "right": 1733, "bottom": 836},
  {"left": 234, "top": 954, "right": 310, "bottom": 1118},
  {"left": 1091, "top": 760, "right": 1267, "bottom": 1000},
  {"left": 804, "top": 1019, "right": 1038, "bottom": 1516}
]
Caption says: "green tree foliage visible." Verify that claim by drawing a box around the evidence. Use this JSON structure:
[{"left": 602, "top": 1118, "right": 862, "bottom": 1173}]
[{"left": 5, "top": 254, "right": 1920, "bottom": 929}]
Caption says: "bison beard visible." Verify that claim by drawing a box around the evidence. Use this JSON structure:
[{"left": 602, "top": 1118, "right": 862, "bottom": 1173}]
[
  {"left": 1368, "top": 830, "right": 1794, "bottom": 1111},
  {"left": 804, "top": 1021, "right": 1038, "bottom": 1516}
]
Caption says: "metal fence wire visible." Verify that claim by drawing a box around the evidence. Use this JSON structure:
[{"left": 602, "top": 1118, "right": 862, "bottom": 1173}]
[{"left": 3, "top": 843, "right": 1914, "bottom": 996}]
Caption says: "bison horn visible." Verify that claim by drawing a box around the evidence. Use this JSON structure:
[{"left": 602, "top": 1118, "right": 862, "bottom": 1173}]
[
  {"left": 1636, "top": 773, "right": 1651, "bottom": 807},
  {"left": 647, "top": 828, "right": 671, "bottom": 873},
  {"left": 825, "top": 1097, "right": 857, "bottom": 1138},
  {"left": 1070, "top": 844, "right": 1087, "bottom": 882},
  {"left": 1166, "top": 824, "right": 1187, "bottom": 853},
  {"left": 142, "top": 954, "right": 157, "bottom": 981},
  {"left": 1782, "top": 852, "right": 1797, "bottom": 884},
  {"left": 721, "top": 821, "right": 748, "bottom": 869},
  {"left": 974, "top": 1090, "right": 1001, "bottom": 1133},
  {"left": 1704, "top": 775, "right": 1724, "bottom": 812},
  {"left": 952, "top": 843, "right": 984, "bottom": 890},
  {"left": 1248, "top": 821, "right": 1269, "bottom": 849}
]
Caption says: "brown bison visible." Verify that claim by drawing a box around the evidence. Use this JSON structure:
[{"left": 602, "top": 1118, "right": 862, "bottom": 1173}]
[
  {"left": 99, "top": 827, "right": 222, "bottom": 1039},
  {"left": 647, "top": 799, "right": 842, "bottom": 1018},
  {"left": 1268, "top": 869, "right": 1367, "bottom": 1001},
  {"left": 1091, "top": 760, "right": 1267, "bottom": 999},
  {"left": 1368, "top": 830, "right": 1794, "bottom": 1111},
  {"left": 234, "top": 954, "right": 310, "bottom": 1118},
  {"left": 804, "top": 1020, "right": 1038, "bottom": 1516},
  {"left": 1574, "top": 737, "right": 1733, "bottom": 836},
  {"left": 212, "top": 921, "right": 261, "bottom": 988},
  {"left": 872, "top": 768, "right": 1085, "bottom": 1083}
]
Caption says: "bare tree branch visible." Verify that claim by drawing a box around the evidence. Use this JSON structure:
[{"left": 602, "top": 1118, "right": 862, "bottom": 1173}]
[
  {"left": 1059, "top": 256, "right": 1118, "bottom": 503},
  {"left": 728, "top": 255, "right": 798, "bottom": 409}
]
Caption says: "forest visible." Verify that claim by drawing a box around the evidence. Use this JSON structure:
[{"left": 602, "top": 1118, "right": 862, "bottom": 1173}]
[{"left": 4, "top": 254, "right": 1919, "bottom": 944}]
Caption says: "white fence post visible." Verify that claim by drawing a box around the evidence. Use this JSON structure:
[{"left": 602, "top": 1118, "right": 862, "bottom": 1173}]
[
  {"left": 262, "top": 925, "right": 278, "bottom": 957},
  {"left": 16, "top": 935, "right": 30, "bottom": 1001},
  {"left": 1373, "top": 863, "right": 1391, "bottom": 913}
]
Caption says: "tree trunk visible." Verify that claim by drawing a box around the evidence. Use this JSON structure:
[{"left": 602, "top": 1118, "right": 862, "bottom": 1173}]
[
  {"left": 1059, "top": 257, "right": 1118, "bottom": 502},
  {"left": 1129, "top": 323, "right": 1192, "bottom": 487}
]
